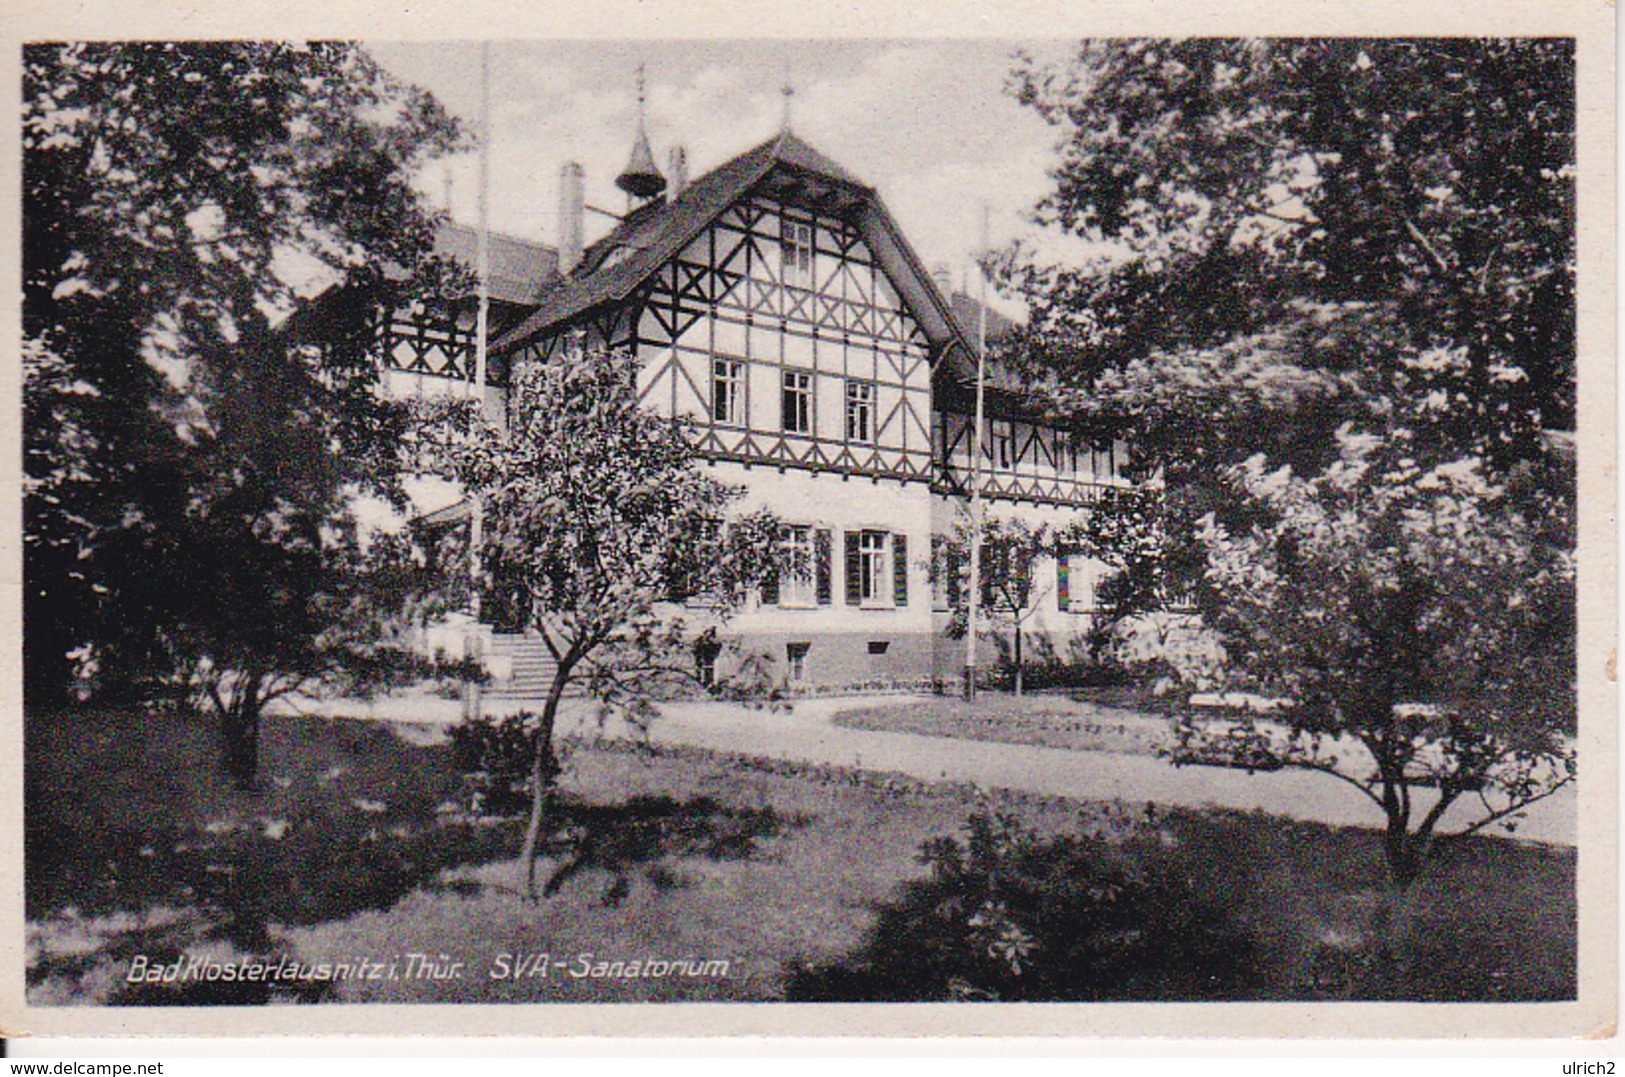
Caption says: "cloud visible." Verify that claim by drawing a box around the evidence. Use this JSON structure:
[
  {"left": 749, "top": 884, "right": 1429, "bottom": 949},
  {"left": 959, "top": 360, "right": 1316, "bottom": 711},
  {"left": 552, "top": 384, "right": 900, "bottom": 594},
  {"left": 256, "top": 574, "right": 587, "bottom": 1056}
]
[{"left": 378, "top": 39, "right": 1072, "bottom": 296}]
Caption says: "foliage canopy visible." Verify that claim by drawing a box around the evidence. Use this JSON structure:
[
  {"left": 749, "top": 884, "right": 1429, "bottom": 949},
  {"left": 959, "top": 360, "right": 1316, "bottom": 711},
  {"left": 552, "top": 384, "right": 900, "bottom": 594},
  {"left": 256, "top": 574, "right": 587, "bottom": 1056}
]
[
  {"left": 23, "top": 42, "right": 467, "bottom": 781},
  {"left": 422, "top": 347, "right": 782, "bottom": 896},
  {"left": 1008, "top": 38, "right": 1577, "bottom": 886}
]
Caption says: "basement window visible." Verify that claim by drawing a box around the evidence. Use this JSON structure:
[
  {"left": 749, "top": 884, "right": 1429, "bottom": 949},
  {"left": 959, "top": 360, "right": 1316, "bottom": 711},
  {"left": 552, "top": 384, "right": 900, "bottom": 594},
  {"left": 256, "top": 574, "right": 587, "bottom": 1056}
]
[{"left": 786, "top": 641, "right": 811, "bottom": 682}]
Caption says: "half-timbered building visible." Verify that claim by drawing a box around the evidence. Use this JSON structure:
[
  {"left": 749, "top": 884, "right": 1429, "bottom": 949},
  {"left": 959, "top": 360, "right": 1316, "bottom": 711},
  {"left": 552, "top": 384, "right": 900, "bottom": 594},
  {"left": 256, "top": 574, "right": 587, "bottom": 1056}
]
[{"left": 389, "top": 121, "right": 1130, "bottom": 692}]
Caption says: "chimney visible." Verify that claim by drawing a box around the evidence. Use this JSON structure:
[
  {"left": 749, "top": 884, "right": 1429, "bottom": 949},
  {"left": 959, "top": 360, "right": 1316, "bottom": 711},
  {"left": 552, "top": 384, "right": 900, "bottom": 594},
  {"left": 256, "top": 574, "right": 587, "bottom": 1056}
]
[
  {"left": 667, "top": 146, "right": 688, "bottom": 200},
  {"left": 558, "top": 161, "right": 584, "bottom": 275},
  {"left": 931, "top": 263, "right": 955, "bottom": 300}
]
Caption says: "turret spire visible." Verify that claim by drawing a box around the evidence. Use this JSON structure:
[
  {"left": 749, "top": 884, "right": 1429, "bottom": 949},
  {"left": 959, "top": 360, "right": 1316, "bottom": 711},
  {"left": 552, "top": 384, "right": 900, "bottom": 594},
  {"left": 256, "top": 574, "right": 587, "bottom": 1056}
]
[
  {"left": 615, "top": 64, "right": 666, "bottom": 201},
  {"left": 780, "top": 66, "right": 795, "bottom": 134}
]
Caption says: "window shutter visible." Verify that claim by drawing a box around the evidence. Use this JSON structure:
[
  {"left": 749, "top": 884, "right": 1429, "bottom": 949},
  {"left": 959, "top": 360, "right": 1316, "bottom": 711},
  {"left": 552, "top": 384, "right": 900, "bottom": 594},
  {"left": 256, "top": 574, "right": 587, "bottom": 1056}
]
[
  {"left": 844, "top": 531, "right": 861, "bottom": 606},
  {"left": 946, "top": 547, "right": 962, "bottom": 609},
  {"left": 1057, "top": 553, "right": 1070, "bottom": 611},
  {"left": 892, "top": 533, "right": 908, "bottom": 606},
  {"left": 815, "top": 529, "right": 832, "bottom": 606}
]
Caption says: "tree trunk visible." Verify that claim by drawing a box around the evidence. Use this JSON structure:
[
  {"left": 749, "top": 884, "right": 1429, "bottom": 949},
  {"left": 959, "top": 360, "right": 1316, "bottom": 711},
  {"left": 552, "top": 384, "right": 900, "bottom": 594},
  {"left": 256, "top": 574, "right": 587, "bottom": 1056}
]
[
  {"left": 221, "top": 678, "right": 263, "bottom": 792},
  {"left": 1370, "top": 714, "right": 1420, "bottom": 890},
  {"left": 1384, "top": 826, "right": 1421, "bottom": 890},
  {"left": 1366, "top": 875, "right": 1425, "bottom": 993},
  {"left": 1013, "top": 627, "right": 1024, "bottom": 697},
  {"left": 518, "top": 667, "right": 571, "bottom": 898}
]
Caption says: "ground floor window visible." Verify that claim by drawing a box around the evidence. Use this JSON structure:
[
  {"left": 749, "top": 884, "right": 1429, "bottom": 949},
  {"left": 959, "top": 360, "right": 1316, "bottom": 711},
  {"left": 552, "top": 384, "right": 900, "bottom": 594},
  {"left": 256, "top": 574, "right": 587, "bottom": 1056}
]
[
  {"left": 781, "top": 525, "right": 816, "bottom": 606},
  {"left": 859, "top": 530, "right": 887, "bottom": 603},
  {"left": 765, "top": 525, "right": 832, "bottom": 608},
  {"left": 1058, "top": 552, "right": 1101, "bottom": 613},
  {"left": 844, "top": 529, "right": 908, "bottom": 607}
]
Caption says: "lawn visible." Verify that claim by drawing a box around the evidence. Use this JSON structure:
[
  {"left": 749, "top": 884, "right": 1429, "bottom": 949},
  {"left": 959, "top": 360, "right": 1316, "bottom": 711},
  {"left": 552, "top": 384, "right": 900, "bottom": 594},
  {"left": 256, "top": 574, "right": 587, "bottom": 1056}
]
[
  {"left": 25, "top": 705, "right": 1575, "bottom": 1004},
  {"left": 833, "top": 693, "right": 1171, "bottom": 757}
]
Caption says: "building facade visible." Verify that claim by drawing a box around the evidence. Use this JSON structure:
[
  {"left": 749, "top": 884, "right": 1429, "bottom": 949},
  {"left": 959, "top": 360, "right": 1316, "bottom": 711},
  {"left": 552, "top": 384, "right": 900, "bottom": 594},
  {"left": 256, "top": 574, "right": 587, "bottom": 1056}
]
[{"left": 390, "top": 123, "right": 1128, "bottom": 692}]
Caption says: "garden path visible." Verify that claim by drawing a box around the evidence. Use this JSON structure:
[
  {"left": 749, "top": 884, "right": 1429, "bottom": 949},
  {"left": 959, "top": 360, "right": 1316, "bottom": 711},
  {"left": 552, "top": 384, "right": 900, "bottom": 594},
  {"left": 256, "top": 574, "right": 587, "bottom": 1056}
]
[{"left": 288, "top": 691, "right": 1577, "bottom": 846}]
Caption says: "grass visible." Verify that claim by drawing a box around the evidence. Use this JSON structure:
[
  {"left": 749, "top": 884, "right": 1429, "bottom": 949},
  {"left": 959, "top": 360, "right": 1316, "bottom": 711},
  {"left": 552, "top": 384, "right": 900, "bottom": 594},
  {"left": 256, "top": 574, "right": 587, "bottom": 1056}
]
[
  {"left": 26, "top": 704, "right": 1575, "bottom": 1004},
  {"left": 834, "top": 693, "right": 1171, "bottom": 757}
]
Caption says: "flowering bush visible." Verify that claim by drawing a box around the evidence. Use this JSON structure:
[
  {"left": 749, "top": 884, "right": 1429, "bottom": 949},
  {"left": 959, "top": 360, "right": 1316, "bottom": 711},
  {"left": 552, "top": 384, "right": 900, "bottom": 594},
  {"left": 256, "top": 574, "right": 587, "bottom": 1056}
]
[
  {"left": 785, "top": 811, "right": 1257, "bottom": 1001},
  {"left": 449, "top": 712, "right": 540, "bottom": 817},
  {"left": 1176, "top": 424, "right": 1575, "bottom": 885}
]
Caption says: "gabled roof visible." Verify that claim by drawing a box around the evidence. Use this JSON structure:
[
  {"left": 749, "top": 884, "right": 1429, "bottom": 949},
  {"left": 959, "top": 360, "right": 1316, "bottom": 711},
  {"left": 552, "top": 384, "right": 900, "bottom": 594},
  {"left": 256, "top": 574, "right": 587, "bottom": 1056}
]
[
  {"left": 490, "top": 131, "right": 975, "bottom": 371},
  {"left": 948, "top": 291, "right": 1018, "bottom": 346},
  {"left": 944, "top": 290, "right": 1033, "bottom": 395},
  {"left": 432, "top": 224, "right": 559, "bottom": 305}
]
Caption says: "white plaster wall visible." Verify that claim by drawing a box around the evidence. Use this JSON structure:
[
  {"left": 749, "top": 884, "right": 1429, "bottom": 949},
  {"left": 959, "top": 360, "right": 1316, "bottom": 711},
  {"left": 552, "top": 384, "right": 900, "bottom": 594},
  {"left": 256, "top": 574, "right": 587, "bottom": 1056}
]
[
  {"left": 931, "top": 492, "right": 1105, "bottom": 642},
  {"left": 709, "top": 461, "right": 935, "bottom": 638}
]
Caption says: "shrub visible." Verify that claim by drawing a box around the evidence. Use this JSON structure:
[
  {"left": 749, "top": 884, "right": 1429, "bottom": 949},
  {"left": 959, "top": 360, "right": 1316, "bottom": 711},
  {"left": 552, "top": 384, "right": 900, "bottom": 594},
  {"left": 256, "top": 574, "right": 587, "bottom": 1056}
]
[
  {"left": 978, "top": 658, "right": 1132, "bottom": 694},
  {"left": 448, "top": 712, "right": 540, "bottom": 817},
  {"left": 786, "top": 811, "right": 1258, "bottom": 1001}
]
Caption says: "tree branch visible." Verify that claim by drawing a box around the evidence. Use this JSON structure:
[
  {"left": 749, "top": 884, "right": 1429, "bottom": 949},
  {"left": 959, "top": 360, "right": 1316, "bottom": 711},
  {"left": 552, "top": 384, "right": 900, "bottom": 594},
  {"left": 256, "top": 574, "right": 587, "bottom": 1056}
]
[
  {"left": 1410, "top": 783, "right": 1462, "bottom": 845},
  {"left": 1280, "top": 752, "right": 1389, "bottom": 809},
  {"left": 1445, "top": 775, "right": 1574, "bottom": 841},
  {"left": 1403, "top": 216, "right": 1453, "bottom": 278}
]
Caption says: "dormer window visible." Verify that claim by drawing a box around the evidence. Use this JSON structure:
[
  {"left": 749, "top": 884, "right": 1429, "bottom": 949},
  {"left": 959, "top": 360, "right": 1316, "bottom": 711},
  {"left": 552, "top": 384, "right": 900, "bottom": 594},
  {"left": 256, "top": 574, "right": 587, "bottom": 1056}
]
[{"left": 781, "top": 217, "right": 813, "bottom": 287}]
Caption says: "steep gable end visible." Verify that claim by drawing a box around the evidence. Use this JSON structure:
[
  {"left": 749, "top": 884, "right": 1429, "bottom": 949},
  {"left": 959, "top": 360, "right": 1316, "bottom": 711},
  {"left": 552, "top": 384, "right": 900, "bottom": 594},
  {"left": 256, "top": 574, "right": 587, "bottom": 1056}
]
[{"left": 491, "top": 132, "right": 975, "bottom": 374}]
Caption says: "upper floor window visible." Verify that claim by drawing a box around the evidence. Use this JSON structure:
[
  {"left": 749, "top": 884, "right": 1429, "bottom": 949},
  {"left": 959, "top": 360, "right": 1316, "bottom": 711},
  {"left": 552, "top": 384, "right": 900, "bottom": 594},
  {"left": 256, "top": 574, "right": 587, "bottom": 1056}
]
[
  {"left": 712, "top": 358, "right": 744, "bottom": 426},
  {"left": 781, "top": 219, "right": 813, "bottom": 287},
  {"left": 1059, "top": 430, "right": 1079, "bottom": 476},
  {"left": 845, "top": 378, "right": 875, "bottom": 443},
  {"left": 782, "top": 369, "right": 811, "bottom": 435}
]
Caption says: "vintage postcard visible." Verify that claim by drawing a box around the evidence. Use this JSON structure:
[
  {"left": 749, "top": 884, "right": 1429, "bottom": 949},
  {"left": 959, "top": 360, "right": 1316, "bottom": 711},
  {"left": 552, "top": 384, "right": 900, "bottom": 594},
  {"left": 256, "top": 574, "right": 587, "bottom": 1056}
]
[{"left": 1, "top": 0, "right": 1614, "bottom": 1044}]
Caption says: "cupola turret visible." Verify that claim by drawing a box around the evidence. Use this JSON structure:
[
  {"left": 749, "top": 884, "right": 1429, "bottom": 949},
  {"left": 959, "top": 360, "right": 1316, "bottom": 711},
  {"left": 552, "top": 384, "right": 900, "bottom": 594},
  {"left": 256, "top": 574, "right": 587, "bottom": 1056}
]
[{"left": 615, "top": 67, "right": 666, "bottom": 201}]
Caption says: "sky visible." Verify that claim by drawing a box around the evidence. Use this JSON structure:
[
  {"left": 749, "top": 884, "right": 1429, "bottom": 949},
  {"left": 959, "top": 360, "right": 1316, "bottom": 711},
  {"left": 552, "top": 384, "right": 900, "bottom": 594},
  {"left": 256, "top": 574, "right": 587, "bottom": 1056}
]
[{"left": 365, "top": 39, "right": 1081, "bottom": 313}]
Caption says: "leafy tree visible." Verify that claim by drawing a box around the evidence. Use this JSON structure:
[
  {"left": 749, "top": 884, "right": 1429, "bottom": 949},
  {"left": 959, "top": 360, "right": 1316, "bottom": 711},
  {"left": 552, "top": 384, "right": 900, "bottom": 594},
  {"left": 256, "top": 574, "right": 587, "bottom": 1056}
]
[
  {"left": 1172, "top": 421, "right": 1575, "bottom": 887},
  {"left": 23, "top": 43, "right": 466, "bottom": 780},
  {"left": 937, "top": 518, "right": 1062, "bottom": 696},
  {"left": 1003, "top": 38, "right": 1575, "bottom": 465},
  {"left": 423, "top": 348, "right": 781, "bottom": 898},
  {"left": 1002, "top": 39, "right": 1577, "bottom": 888}
]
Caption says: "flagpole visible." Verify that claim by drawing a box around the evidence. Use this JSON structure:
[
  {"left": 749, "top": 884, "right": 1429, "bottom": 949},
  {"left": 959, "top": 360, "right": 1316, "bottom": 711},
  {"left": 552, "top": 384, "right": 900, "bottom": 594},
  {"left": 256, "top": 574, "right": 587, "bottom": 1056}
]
[
  {"left": 465, "top": 41, "right": 492, "bottom": 722},
  {"left": 963, "top": 206, "right": 989, "bottom": 701},
  {"left": 474, "top": 41, "right": 490, "bottom": 401}
]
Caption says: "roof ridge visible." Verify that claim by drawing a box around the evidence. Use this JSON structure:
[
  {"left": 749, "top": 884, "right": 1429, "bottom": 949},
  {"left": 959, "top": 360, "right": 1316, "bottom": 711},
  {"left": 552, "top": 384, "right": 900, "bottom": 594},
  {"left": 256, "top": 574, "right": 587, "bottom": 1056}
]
[
  {"left": 437, "top": 219, "right": 553, "bottom": 250},
  {"left": 491, "top": 131, "right": 880, "bottom": 354}
]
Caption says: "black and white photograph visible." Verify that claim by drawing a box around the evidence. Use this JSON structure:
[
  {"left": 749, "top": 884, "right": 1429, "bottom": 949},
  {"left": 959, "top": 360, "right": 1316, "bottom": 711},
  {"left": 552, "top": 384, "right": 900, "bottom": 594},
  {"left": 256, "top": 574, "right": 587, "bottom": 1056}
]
[{"left": 9, "top": 5, "right": 1614, "bottom": 1043}]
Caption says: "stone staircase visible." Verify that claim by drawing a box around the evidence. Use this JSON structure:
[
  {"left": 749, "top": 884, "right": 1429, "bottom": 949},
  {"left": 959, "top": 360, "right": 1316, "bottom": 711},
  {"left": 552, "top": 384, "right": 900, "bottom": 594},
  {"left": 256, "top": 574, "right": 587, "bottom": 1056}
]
[{"left": 483, "top": 632, "right": 559, "bottom": 700}]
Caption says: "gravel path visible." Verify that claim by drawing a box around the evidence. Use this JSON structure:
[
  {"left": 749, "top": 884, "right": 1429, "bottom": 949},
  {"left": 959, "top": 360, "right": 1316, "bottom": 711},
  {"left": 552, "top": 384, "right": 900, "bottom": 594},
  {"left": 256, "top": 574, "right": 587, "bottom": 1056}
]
[{"left": 283, "top": 690, "right": 1576, "bottom": 846}]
